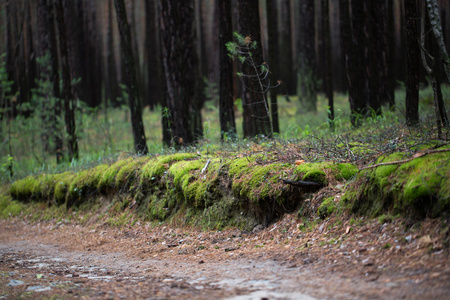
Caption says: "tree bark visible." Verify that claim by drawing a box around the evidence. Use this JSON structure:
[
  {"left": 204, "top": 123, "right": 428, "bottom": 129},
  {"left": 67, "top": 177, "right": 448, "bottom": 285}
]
[
  {"left": 278, "top": 0, "right": 295, "bottom": 95},
  {"left": 238, "top": 0, "right": 272, "bottom": 138},
  {"left": 218, "top": 0, "right": 237, "bottom": 140},
  {"left": 55, "top": 0, "right": 79, "bottom": 161},
  {"left": 297, "top": 0, "right": 317, "bottom": 112},
  {"left": 158, "top": 0, "right": 201, "bottom": 146},
  {"left": 114, "top": 0, "right": 148, "bottom": 154},
  {"left": 322, "top": 0, "right": 334, "bottom": 130},
  {"left": 37, "top": 0, "right": 63, "bottom": 163},
  {"left": 266, "top": 0, "right": 279, "bottom": 134},
  {"left": 404, "top": 0, "right": 420, "bottom": 126}
]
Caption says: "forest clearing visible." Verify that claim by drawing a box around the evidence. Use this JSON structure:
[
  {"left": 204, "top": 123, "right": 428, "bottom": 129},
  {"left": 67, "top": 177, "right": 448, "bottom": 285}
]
[{"left": 1, "top": 0, "right": 450, "bottom": 299}]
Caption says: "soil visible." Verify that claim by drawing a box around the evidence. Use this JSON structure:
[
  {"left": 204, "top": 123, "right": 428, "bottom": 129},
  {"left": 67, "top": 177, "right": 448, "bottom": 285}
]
[{"left": 1, "top": 213, "right": 449, "bottom": 299}]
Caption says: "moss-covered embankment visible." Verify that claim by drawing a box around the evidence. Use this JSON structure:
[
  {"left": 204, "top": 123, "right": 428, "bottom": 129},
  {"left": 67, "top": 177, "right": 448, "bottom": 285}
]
[
  {"left": 2, "top": 145, "right": 449, "bottom": 229},
  {"left": 3, "top": 152, "right": 357, "bottom": 230},
  {"left": 343, "top": 144, "right": 450, "bottom": 218}
]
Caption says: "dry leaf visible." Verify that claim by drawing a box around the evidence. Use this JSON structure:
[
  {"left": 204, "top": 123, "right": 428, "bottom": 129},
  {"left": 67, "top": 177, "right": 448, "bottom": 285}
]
[{"left": 295, "top": 160, "right": 305, "bottom": 166}]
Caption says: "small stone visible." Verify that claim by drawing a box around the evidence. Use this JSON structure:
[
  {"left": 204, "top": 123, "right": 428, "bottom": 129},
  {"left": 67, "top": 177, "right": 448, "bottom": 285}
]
[
  {"left": 7, "top": 280, "right": 24, "bottom": 286},
  {"left": 362, "top": 258, "right": 374, "bottom": 266}
]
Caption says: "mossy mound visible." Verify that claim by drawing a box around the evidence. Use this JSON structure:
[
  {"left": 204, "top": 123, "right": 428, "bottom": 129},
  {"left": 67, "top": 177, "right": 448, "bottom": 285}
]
[
  {"left": 294, "top": 162, "right": 358, "bottom": 186},
  {"left": 343, "top": 145, "right": 450, "bottom": 218},
  {"left": 7, "top": 152, "right": 359, "bottom": 229}
]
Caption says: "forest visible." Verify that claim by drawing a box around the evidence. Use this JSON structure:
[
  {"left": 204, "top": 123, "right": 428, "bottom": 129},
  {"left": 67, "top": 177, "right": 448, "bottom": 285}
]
[
  {"left": 0, "top": 1, "right": 450, "bottom": 298},
  {"left": 0, "top": 0, "right": 448, "bottom": 173}
]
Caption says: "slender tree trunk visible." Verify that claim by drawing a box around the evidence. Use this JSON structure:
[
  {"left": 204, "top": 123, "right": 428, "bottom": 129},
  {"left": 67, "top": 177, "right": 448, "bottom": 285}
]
[
  {"left": 106, "top": 0, "right": 120, "bottom": 107},
  {"left": 322, "top": 0, "right": 334, "bottom": 131},
  {"left": 425, "top": 0, "right": 450, "bottom": 83},
  {"left": 55, "top": 0, "right": 79, "bottom": 161},
  {"left": 144, "top": 0, "right": 161, "bottom": 109},
  {"left": 297, "top": 0, "right": 317, "bottom": 112},
  {"left": 114, "top": 0, "right": 148, "bottom": 154},
  {"left": 238, "top": 0, "right": 272, "bottom": 138},
  {"left": 421, "top": 0, "right": 449, "bottom": 135},
  {"left": 218, "top": 0, "right": 237, "bottom": 140},
  {"left": 387, "top": 0, "right": 396, "bottom": 108},
  {"left": 37, "top": 0, "right": 63, "bottom": 163},
  {"left": 266, "top": 0, "right": 279, "bottom": 133},
  {"left": 404, "top": 0, "right": 420, "bottom": 126},
  {"left": 158, "top": 0, "right": 200, "bottom": 146},
  {"left": 279, "top": 0, "right": 295, "bottom": 95},
  {"left": 339, "top": 0, "right": 366, "bottom": 126}
]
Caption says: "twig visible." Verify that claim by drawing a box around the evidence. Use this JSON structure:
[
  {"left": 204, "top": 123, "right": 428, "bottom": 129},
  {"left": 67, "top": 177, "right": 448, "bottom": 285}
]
[
  {"left": 359, "top": 148, "right": 450, "bottom": 171},
  {"left": 281, "top": 179, "right": 322, "bottom": 188},
  {"left": 201, "top": 159, "right": 211, "bottom": 174}
]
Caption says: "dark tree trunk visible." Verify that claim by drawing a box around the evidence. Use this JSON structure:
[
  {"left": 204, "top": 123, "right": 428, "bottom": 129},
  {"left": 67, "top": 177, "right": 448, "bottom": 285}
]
[
  {"left": 144, "top": 0, "right": 161, "bottom": 109},
  {"left": 297, "top": 0, "right": 317, "bottom": 112},
  {"left": 158, "top": 0, "right": 201, "bottom": 146},
  {"left": 279, "top": 0, "right": 295, "bottom": 95},
  {"left": 339, "top": 0, "right": 366, "bottom": 126},
  {"left": 55, "top": 0, "right": 79, "bottom": 161},
  {"left": 386, "top": 0, "right": 396, "bottom": 108},
  {"left": 37, "top": 0, "right": 63, "bottom": 163},
  {"left": 238, "top": 0, "right": 272, "bottom": 138},
  {"left": 114, "top": 0, "right": 148, "bottom": 154},
  {"left": 404, "top": 0, "right": 420, "bottom": 126},
  {"left": 218, "top": 0, "right": 237, "bottom": 140},
  {"left": 370, "top": 0, "right": 389, "bottom": 112},
  {"left": 322, "top": 0, "right": 334, "bottom": 130},
  {"left": 266, "top": 0, "right": 279, "bottom": 133},
  {"left": 106, "top": 0, "right": 120, "bottom": 106},
  {"left": 64, "top": 0, "right": 87, "bottom": 105}
]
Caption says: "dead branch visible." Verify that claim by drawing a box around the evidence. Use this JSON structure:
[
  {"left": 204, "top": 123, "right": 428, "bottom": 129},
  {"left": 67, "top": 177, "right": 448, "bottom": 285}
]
[{"left": 359, "top": 148, "right": 450, "bottom": 171}]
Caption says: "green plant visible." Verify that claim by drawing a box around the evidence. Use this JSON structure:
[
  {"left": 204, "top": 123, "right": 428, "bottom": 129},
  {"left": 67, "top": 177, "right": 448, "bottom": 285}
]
[{"left": 226, "top": 32, "right": 280, "bottom": 137}]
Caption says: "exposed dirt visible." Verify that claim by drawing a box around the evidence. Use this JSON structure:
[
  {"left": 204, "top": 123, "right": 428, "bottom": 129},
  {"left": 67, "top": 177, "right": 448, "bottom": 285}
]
[{"left": 1, "top": 214, "right": 449, "bottom": 299}]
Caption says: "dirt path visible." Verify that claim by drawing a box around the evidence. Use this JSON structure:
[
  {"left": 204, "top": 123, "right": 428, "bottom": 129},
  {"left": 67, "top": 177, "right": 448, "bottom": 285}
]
[{"left": 1, "top": 216, "right": 449, "bottom": 299}]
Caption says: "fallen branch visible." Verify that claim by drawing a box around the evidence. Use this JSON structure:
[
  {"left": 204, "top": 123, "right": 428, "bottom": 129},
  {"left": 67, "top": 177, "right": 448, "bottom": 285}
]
[
  {"left": 359, "top": 148, "right": 450, "bottom": 171},
  {"left": 281, "top": 179, "right": 322, "bottom": 188}
]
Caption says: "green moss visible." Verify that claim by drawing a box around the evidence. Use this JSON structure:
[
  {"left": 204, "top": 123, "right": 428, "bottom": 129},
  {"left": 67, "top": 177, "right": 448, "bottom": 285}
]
[
  {"left": 53, "top": 172, "right": 75, "bottom": 205},
  {"left": 115, "top": 156, "right": 150, "bottom": 187},
  {"left": 98, "top": 158, "right": 135, "bottom": 191},
  {"left": 345, "top": 146, "right": 450, "bottom": 218},
  {"left": 10, "top": 175, "right": 41, "bottom": 201},
  {"left": 0, "top": 194, "right": 24, "bottom": 218},
  {"left": 168, "top": 159, "right": 204, "bottom": 188},
  {"left": 66, "top": 164, "right": 108, "bottom": 207},
  {"left": 140, "top": 153, "right": 199, "bottom": 183},
  {"left": 232, "top": 163, "right": 289, "bottom": 203},
  {"left": 336, "top": 163, "right": 358, "bottom": 180},
  {"left": 318, "top": 197, "right": 336, "bottom": 218},
  {"left": 294, "top": 162, "right": 357, "bottom": 186}
]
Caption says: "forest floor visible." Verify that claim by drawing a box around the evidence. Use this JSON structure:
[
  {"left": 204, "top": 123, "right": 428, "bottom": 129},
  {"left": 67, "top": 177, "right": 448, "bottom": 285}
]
[{"left": 1, "top": 211, "right": 449, "bottom": 299}]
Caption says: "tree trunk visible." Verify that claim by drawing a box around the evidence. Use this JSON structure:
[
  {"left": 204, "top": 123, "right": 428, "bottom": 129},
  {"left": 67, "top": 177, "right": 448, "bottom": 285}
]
[
  {"left": 114, "top": 0, "right": 148, "bottom": 154},
  {"left": 386, "top": 0, "right": 396, "bottom": 108},
  {"left": 55, "top": 0, "right": 79, "bottom": 161},
  {"left": 37, "top": 0, "right": 63, "bottom": 163},
  {"left": 218, "top": 0, "right": 237, "bottom": 140},
  {"left": 106, "top": 0, "right": 120, "bottom": 107},
  {"left": 144, "top": 0, "right": 161, "bottom": 109},
  {"left": 278, "top": 0, "right": 295, "bottom": 95},
  {"left": 322, "top": 0, "right": 334, "bottom": 130},
  {"left": 297, "top": 0, "right": 317, "bottom": 112},
  {"left": 266, "top": 0, "right": 279, "bottom": 133},
  {"left": 425, "top": 0, "right": 450, "bottom": 83},
  {"left": 238, "top": 0, "right": 272, "bottom": 138},
  {"left": 339, "top": 0, "right": 366, "bottom": 126},
  {"left": 158, "top": 0, "right": 200, "bottom": 146},
  {"left": 421, "top": 0, "right": 449, "bottom": 135},
  {"left": 404, "top": 0, "right": 420, "bottom": 126}
]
